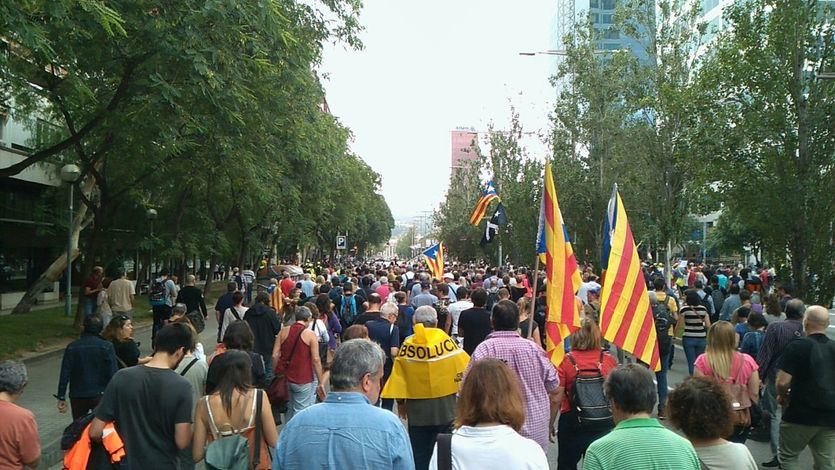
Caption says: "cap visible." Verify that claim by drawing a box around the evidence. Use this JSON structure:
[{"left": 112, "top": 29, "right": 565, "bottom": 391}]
[{"left": 443, "top": 272, "right": 453, "bottom": 280}]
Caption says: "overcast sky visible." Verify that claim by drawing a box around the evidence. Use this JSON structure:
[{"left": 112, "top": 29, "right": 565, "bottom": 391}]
[{"left": 321, "top": 0, "right": 555, "bottom": 221}]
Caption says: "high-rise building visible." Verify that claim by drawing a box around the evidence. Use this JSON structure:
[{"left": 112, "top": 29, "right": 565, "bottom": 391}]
[
  {"left": 549, "top": 0, "right": 652, "bottom": 76},
  {"left": 450, "top": 127, "right": 478, "bottom": 172}
]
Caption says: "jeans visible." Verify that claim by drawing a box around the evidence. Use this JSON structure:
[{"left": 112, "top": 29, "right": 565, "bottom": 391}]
[
  {"left": 656, "top": 340, "right": 673, "bottom": 413},
  {"left": 762, "top": 376, "right": 782, "bottom": 456},
  {"left": 557, "top": 411, "right": 611, "bottom": 470},
  {"left": 262, "top": 355, "right": 274, "bottom": 385},
  {"left": 83, "top": 297, "right": 97, "bottom": 317},
  {"left": 245, "top": 283, "right": 253, "bottom": 305},
  {"left": 408, "top": 423, "right": 453, "bottom": 470},
  {"left": 682, "top": 336, "right": 706, "bottom": 376},
  {"left": 779, "top": 421, "right": 835, "bottom": 470},
  {"left": 151, "top": 304, "right": 172, "bottom": 347},
  {"left": 286, "top": 382, "right": 315, "bottom": 423}
]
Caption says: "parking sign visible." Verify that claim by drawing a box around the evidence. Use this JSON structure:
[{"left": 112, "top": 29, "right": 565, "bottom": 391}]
[{"left": 336, "top": 235, "right": 347, "bottom": 250}]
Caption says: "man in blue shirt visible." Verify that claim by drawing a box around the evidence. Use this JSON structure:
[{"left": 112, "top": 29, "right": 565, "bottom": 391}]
[{"left": 274, "top": 339, "right": 414, "bottom": 470}]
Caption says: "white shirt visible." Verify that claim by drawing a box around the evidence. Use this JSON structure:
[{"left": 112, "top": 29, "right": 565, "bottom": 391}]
[
  {"left": 220, "top": 305, "right": 248, "bottom": 341},
  {"left": 447, "top": 300, "right": 473, "bottom": 336},
  {"left": 429, "top": 425, "right": 547, "bottom": 470},
  {"left": 310, "top": 319, "right": 329, "bottom": 344}
]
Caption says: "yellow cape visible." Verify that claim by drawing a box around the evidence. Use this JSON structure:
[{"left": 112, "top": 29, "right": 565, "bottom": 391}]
[{"left": 381, "top": 324, "right": 470, "bottom": 399}]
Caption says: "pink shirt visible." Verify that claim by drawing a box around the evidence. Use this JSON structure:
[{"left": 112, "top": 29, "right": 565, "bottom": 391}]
[
  {"left": 376, "top": 285, "right": 392, "bottom": 300},
  {"left": 695, "top": 351, "right": 758, "bottom": 384},
  {"left": 468, "top": 331, "right": 559, "bottom": 451}
]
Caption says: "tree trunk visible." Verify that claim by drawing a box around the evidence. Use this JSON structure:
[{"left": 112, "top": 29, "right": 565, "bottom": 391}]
[
  {"left": 203, "top": 253, "right": 217, "bottom": 296},
  {"left": 10, "top": 174, "right": 97, "bottom": 314},
  {"left": 74, "top": 211, "right": 107, "bottom": 328}
]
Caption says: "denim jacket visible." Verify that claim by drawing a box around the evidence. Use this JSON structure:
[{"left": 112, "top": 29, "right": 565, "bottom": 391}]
[
  {"left": 274, "top": 392, "right": 415, "bottom": 469},
  {"left": 57, "top": 334, "right": 119, "bottom": 400}
]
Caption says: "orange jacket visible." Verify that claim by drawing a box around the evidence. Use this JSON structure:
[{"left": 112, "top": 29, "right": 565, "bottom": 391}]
[{"left": 63, "top": 422, "right": 125, "bottom": 470}]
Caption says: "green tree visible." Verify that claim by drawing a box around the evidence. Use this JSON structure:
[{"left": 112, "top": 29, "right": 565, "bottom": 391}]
[{"left": 695, "top": 0, "right": 835, "bottom": 302}]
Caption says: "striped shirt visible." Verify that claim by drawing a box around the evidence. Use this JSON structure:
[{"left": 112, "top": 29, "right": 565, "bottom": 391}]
[
  {"left": 583, "top": 418, "right": 700, "bottom": 470},
  {"left": 681, "top": 305, "right": 709, "bottom": 338}
]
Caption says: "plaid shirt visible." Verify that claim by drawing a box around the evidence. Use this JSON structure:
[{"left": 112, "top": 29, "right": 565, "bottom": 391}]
[
  {"left": 468, "top": 331, "right": 559, "bottom": 451},
  {"left": 756, "top": 319, "right": 804, "bottom": 380}
]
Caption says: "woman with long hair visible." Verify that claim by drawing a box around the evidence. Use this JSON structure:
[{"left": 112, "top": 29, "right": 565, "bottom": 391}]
[
  {"left": 516, "top": 297, "right": 541, "bottom": 348},
  {"left": 668, "top": 377, "right": 757, "bottom": 469},
  {"left": 102, "top": 315, "right": 141, "bottom": 368},
  {"left": 678, "top": 289, "right": 711, "bottom": 375},
  {"left": 695, "top": 321, "right": 760, "bottom": 444},
  {"left": 554, "top": 317, "right": 618, "bottom": 469},
  {"left": 193, "top": 350, "right": 278, "bottom": 469},
  {"left": 429, "top": 358, "right": 547, "bottom": 469},
  {"left": 315, "top": 293, "right": 342, "bottom": 366},
  {"left": 763, "top": 293, "right": 785, "bottom": 324}
]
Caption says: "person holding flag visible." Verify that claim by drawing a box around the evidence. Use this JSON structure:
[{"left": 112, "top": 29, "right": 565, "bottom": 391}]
[
  {"left": 535, "top": 161, "right": 583, "bottom": 367},
  {"left": 599, "top": 185, "right": 662, "bottom": 372}
]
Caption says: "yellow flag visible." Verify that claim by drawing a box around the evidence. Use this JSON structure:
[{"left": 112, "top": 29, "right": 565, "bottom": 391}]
[{"left": 381, "top": 324, "right": 470, "bottom": 399}]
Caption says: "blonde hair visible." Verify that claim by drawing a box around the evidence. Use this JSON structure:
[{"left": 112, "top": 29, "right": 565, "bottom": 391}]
[{"left": 705, "top": 321, "right": 737, "bottom": 380}]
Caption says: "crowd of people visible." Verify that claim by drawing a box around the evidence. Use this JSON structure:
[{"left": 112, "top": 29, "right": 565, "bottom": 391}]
[{"left": 0, "top": 258, "right": 833, "bottom": 470}]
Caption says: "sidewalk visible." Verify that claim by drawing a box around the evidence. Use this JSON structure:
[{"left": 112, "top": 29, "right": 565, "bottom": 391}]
[{"left": 20, "top": 293, "right": 222, "bottom": 469}]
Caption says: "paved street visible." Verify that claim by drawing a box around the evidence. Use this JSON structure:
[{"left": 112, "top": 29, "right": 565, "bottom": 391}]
[{"left": 20, "top": 309, "right": 819, "bottom": 469}]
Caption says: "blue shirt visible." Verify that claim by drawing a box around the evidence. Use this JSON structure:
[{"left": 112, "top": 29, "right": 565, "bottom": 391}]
[{"left": 274, "top": 392, "right": 414, "bottom": 469}]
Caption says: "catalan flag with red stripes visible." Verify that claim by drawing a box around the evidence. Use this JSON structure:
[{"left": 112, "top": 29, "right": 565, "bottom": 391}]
[
  {"left": 538, "top": 162, "right": 582, "bottom": 366},
  {"left": 423, "top": 242, "right": 445, "bottom": 279},
  {"left": 599, "top": 186, "right": 661, "bottom": 371},
  {"left": 469, "top": 181, "right": 499, "bottom": 225}
]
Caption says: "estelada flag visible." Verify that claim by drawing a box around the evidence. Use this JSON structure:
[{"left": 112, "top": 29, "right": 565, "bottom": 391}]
[
  {"left": 599, "top": 185, "right": 661, "bottom": 371},
  {"left": 423, "top": 243, "right": 445, "bottom": 279},
  {"left": 469, "top": 181, "right": 500, "bottom": 225},
  {"left": 538, "top": 161, "right": 583, "bottom": 366},
  {"left": 381, "top": 323, "right": 470, "bottom": 400}
]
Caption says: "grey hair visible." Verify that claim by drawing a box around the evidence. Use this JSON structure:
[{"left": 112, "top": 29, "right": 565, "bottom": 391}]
[
  {"left": 173, "top": 303, "right": 188, "bottom": 315},
  {"left": 295, "top": 306, "right": 312, "bottom": 321},
  {"left": 414, "top": 305, "right": 437, "bottom": 327},
  {"left": 0, "top": 361, "right": 28, "bottom": 394},
  {"left": 381, "top": 301, "right": 399, "bottom": 318},
  {"left": 330, "top": 339, "right": 385, "bottom": 391},
  {"left": 647, "top": 291, "right": 658, "bottom": 306}
]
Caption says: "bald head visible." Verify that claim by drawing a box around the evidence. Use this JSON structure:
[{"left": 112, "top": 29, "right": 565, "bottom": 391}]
[{"left": 804, "top": 305, "right": 830, "bottom": 333}]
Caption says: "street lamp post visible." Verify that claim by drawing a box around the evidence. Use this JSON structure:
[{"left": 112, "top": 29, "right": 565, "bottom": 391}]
[
  {"left": 147, "top": 208, "right": 158, "bottom": 283},
  {"left": 60, "top": 164, "right": 81, "bottom": 317}
]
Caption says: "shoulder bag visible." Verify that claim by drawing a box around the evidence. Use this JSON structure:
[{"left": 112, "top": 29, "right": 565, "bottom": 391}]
[{"left": 267, "top": 327, "right": 303, "bottom": 410}]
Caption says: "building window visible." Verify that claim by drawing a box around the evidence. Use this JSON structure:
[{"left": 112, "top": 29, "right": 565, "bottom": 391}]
[
  {"left": 602, "top": 0, "right": 616, "bottom": 10},
  {"left": 590, "top": 0, "right": 600, "bottom": 8},
  {"left": 601, "top": 13, "right": 614, "bottom": 23},
  {"left": 603, "top": 29, "right": 620, "bottom": 39}
]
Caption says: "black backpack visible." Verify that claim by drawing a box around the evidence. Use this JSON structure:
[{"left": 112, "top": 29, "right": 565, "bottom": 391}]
[
  {"left": 652, "top": 297, "right": 675, "bottom": 344},
  {"left": 567, "top": 351, "right": 614, "bottom": 430},
  {"left": 698, "top": 292, "right": 714, "bottom": 321},
  {"left": 149, "top": 278, "right": 166, "bottom": 304},
  {"left": 186, "top": 310, "right": 206, "bottom": 333}
]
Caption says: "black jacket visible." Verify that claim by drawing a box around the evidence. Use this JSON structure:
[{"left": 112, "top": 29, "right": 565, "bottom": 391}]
[
  {"left": 176, "top": 285, "right": 207, "bottom": 317},
  {"left": 244, "top": 302, "right": 282, "bottom": 358}
]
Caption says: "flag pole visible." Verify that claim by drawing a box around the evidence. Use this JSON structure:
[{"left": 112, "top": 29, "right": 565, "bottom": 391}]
[{"left": 527, "top": 254, "right": 540, "bottom": 339}]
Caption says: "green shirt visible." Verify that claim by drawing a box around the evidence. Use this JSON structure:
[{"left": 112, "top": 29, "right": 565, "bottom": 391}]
[{"left": 583, "top": 418, "right": 700, "bottom": 470}]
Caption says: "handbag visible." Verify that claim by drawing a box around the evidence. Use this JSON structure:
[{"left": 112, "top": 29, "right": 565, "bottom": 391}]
[{"left": 267, "top": 327, "right": 303, "bottom": 409}]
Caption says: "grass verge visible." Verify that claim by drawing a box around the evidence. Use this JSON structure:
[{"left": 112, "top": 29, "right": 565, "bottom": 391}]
[
  {"left": 0, "top": 282, "right": 225, "bottom": 360},
  {"left": 0, "top": 297, "right": 152, "bottom": 360}
]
